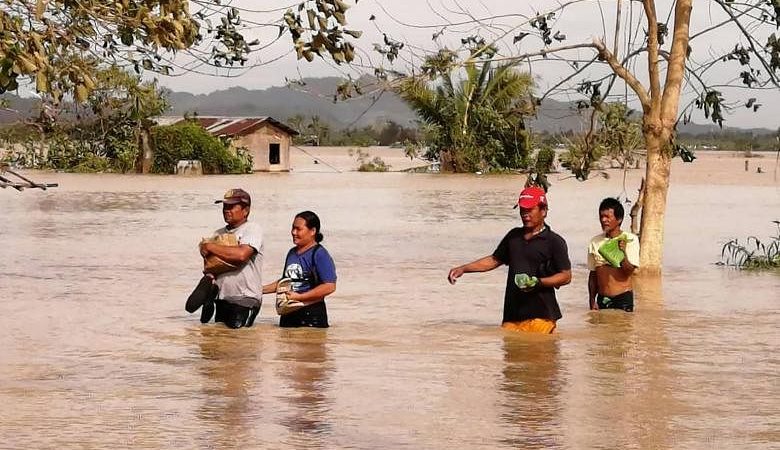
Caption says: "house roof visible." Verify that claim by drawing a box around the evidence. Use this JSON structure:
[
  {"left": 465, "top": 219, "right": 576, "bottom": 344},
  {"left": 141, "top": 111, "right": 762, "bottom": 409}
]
[{"left": 166, "top": 116, "right": 298, "bottom": 137}]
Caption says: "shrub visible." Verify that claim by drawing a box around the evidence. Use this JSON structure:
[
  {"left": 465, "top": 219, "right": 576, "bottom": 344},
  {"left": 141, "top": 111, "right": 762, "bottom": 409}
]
[
  {"left": 73, "top": 154, "right": 111, "bottom": 173},
  {"left": 534, "top": 146, "right": 556, "bottom": 174},
  {"left": 151, "top": 123, "right": 251, "bottom": 174},
  {"left": 349, "top": 147, "right": 390, "bottom": 172},
  {"left": 358, "top": 156, "right": 390, "bottom": 172},
  {"left": 719, "top": 221, "right": 780, "bottom": 269}
]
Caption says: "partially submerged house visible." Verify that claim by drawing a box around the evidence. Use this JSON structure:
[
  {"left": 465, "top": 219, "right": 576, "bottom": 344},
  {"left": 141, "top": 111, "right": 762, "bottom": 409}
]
[{"left": 175, "top": 116, "right": 298, "bottom": 172}]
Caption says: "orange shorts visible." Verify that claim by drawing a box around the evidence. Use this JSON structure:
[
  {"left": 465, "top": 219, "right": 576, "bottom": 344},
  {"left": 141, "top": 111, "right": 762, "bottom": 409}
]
[{"left": 502, "top": 319, "right": 557, "bottom": 334}]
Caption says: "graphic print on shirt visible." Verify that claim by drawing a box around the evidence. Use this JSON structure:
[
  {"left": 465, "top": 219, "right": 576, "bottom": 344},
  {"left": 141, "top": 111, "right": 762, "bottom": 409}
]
[{"left": 284, "top": 263, "right": 305, "bottom": 292}]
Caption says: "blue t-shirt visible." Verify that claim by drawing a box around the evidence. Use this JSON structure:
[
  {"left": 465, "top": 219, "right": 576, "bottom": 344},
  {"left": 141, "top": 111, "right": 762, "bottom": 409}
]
[{"left": 283, "top": 245, "right": 337, "bottom": 294}]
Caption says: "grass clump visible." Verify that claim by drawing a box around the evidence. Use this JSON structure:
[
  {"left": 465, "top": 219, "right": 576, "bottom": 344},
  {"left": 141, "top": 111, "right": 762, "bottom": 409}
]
[{"left": 719, "top": 221, "right": 780, "bottom": 269}]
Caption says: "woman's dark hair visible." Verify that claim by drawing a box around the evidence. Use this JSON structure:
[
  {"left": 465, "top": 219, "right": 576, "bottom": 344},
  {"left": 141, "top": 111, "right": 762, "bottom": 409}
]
[
  {"left": 599, "top": 197, "right": 624, "bottom": 221},
  {"left": 295, "top": 210, "right": 323, "bottom": 242}
]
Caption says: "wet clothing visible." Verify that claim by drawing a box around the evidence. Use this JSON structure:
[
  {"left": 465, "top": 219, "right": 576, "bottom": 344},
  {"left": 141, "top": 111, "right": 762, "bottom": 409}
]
[
  {"left": 214, "top": 298, "right": 262, "bottom": 328},
  {"left": 192, "top": 221, "right": 264, "bottom": 329},
  {"left": 186, "top": 276, "right": 261, "bottom": 328},
  {"left": 212, "top": 221, "right": 264, "bottom": 307},
  {"left": 588, "top": 231, "right": 639, "bottom": 314},
  {"left": 502, "top": 319, "right": 557, "bottom": 334},
  {"left": 279, "top": 245, "right": 337, "bottom": 328},
  {"left": 596, "top": 291, "right": 634, "bottom": 312},
  {"left": 493, "top": 225, "right": 571, "bottom": 324}
]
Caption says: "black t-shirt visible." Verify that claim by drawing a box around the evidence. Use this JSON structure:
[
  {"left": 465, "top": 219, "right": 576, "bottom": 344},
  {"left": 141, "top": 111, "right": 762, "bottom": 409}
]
[{"left": 492, "top": 226, "right": 571, "bottom": 322}]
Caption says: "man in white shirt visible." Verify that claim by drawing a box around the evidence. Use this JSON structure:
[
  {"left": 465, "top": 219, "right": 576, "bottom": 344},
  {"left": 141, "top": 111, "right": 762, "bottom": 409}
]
[
  {"left": 186, "top": 188, "right": 264, "bottom": 328},
  {"left": 587, "top": 197, "right": 640, "bottom": 312}
]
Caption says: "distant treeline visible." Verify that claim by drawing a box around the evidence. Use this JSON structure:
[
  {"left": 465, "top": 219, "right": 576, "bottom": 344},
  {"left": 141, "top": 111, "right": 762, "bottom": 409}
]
[
  {"left": 286, "top": 116, "right": 780, "bottom": 154},
  {"left": 532, "top": 129, "right": 780, "bottom": 153},
  {"left": 284, "top": 115, "right": 421, "bottom": 147},
  {"left": 675, "top": 129, "right": 780, "bottom": 152}
]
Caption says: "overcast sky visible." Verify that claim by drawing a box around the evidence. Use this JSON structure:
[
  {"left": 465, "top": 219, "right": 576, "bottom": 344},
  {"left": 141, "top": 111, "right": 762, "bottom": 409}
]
[{"left": 155, "top": 0, "right": 780, "bottom": 130}]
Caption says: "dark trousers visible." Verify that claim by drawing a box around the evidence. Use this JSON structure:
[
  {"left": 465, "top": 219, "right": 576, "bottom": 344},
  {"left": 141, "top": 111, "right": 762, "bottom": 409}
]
[
  {"left": 279, "top": 301, "right": 329, "bottom": 328},
  {"left": 186, "top": 276, "right": 259, "bottom": 328},
  {"left": 214, "top": 300, "right": 257, "bottom": 329},
  {"left": 596, "top": 291, "right": 634, "bottom": 312}
]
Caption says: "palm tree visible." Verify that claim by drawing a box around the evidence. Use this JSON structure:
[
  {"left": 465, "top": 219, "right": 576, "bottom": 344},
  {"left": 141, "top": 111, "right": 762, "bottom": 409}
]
[
  {"left": 306, "top": 115, "right": 330, "bottom": 146},
  {"left": 398, "top": 61, "right": 534, "bottom": 172}
]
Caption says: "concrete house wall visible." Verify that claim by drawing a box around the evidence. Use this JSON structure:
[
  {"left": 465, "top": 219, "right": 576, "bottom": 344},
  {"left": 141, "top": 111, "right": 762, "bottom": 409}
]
[{"left": 233, "top": 123, "right": 291, "bottom": 172}]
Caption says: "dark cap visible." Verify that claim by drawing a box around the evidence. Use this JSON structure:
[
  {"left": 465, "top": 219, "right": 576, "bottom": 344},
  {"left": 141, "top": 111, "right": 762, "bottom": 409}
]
[{"left": 215, "top": 188, "right": 251, "bottom": 206}]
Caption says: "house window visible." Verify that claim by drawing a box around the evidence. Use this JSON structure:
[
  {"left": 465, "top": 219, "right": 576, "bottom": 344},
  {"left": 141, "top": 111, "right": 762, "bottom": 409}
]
[{"left": 269, "top": 143, "right": 281, "bottom": 165}]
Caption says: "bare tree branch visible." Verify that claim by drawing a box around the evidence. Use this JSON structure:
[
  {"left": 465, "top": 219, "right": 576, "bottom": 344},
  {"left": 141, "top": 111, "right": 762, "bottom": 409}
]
[
  {"left": 592, "top": 39, "right": 651, "bottom": 111},
  {"left": 660, "top": 0, "right": 694, "bottom": 124},
  {"left": 643, "top": 0, "right": 663, "bottom": 119}
]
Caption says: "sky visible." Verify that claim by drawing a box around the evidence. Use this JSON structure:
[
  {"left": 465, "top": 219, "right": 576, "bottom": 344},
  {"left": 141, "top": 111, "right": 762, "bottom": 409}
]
[{"left": 153, "top": 0, "right": 780, "bottom": 130}]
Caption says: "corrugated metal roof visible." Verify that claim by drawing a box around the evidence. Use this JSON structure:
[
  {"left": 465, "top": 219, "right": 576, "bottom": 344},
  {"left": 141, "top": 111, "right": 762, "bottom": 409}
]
[
  {"left": 169, "top": 116, "right": 298, "bottom": 137},
  {"left": 207, "top": 118, "right": 264, "bottom": 136}
]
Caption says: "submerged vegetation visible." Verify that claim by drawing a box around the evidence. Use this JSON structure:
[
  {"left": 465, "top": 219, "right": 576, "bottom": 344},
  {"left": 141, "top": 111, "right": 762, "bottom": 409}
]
[
  {"left": 151, "top": 122, "right": 252, "bottom": 174},
  {"left": 719, "top": 222, "right": 780, "bottom": 270},
  {"left": 349, "top": 148, "right": 390, "bottom": 172}
]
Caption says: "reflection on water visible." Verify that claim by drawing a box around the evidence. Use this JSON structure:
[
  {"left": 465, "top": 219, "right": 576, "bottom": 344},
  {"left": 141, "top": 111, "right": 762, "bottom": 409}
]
[
  {"left": 35, "top": 192, "right": 165, "bottom": 213},
  {"left": 194, "top": 327, "right": 261, "bottom": 448},
  {"left": 500, "top": 335, "right": 563, "bottom": 449},
  {"left": 274, "top": 329, "right": 332, "bottom": 448},
  {"left": 0, "top": 172, "right": 778, "bottom": 449}
]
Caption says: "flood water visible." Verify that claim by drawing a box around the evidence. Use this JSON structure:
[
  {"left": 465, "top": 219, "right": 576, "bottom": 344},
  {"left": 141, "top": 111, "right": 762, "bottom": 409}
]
[{"left": 1, "top": 170, "right": 778, "bottom": 449}]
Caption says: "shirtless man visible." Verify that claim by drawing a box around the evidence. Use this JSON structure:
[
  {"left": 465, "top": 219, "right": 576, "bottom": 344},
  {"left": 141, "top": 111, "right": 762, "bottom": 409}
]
[{"left": 587, "top": 198, "right": 640, "bottom": 312}]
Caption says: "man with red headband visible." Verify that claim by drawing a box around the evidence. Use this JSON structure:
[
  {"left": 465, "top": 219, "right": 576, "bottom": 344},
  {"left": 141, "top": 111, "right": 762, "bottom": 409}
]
[{"left": 447, "top": 186, "right": 572, "bottom": 333}]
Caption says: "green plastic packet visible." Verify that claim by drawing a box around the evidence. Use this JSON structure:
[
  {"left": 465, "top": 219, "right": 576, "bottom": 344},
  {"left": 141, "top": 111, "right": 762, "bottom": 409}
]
[
  {"left": 514, "top": 273, "right": 539, "bottom": 290},
  {"left": 598, "top": 233, "right": 631, "bottom": 268}
]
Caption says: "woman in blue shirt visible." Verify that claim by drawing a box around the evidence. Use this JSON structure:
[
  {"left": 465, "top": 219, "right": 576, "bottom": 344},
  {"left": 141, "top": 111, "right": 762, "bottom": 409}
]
[{"left": 263, "top": 211, "right": 337, "bottom": 327}]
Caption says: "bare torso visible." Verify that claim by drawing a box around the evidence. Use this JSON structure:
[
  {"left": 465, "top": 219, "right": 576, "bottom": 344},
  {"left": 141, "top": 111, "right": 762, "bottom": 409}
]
[{"left": 595, "top": 265, "right": 633, "bottom": 297}]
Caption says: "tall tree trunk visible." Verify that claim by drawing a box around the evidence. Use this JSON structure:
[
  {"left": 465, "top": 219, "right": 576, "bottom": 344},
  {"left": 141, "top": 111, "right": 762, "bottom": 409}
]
[
  {"left": 635, "top": 0, "right": 691, "bottom": 274},
  {"left": 136, "top": 125, "right": 153, "bottom": 173},
  {"left": 639, "top": 131, "right": 672, "bottom": 274}
]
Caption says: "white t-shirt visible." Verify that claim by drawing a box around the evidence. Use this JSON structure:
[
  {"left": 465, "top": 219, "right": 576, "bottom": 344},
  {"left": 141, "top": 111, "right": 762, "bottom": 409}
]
[
  {"left": 587, "top": 231, "right": 640, "bottom": 270},
  {"left": 212, "top": 221, "right": 264, "bottom": 301}
]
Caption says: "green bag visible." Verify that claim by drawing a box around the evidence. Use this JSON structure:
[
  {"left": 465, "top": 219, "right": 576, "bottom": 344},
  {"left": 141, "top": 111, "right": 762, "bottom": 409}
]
[
  {"left": 598, "top": 234, "right": 630, "bottom": 268},
  {"left": 514, "top": 273, "right": 539, "bottom": 290}
]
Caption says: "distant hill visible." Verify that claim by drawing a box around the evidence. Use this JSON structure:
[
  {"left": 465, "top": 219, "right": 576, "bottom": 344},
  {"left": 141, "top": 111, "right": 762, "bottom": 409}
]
[
  {"left": 163, "top": 78, "right": 600, "bottom": 132},
  {"left": 164, "top": 79, "right": 780, "bottom": 136},
  {"left": 0, "top": 95, "right": 41, "bottom": 123},
  {"left": 166, "top": 76, "right": 417, "bottom": 129},
  {"left": 3, "top": 77, "right": 776, "bottom": 136}
]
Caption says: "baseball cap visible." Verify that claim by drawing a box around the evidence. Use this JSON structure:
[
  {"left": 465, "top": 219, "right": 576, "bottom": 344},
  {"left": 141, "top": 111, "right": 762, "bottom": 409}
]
[
  {"left": 215, "top": 188, "right": 251, "bottom": 206},
  {"left": 514, "top": 186, "right": 547, "bottom": 209}
]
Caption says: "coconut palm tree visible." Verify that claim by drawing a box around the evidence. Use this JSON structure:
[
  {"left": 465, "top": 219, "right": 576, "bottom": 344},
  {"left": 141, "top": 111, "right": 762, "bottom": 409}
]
[{"left": 398, "top": 61, "right": 534, "bottom": 172}]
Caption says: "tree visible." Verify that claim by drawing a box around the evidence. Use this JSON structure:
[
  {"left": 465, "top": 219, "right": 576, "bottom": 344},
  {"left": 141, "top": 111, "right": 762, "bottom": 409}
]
[
  {"left": 306, "top": 115, "right": 330, "bottom": 146},
  {"left": 85, "top": 65, "right": 169, "bottom": 172},
  {"left": 0, "top": 0, "right": 360, "bottom": 102},
  {"left": 286, "top": 114, "right": 306, "bottom": 134},
  {"left": 598, "top": 103, "right": 643, "bottom": 170},
  {"left": 372, "top": 1, "right": 780, "bottom": 273},
  {"left": 397, "top": 60, "right": 534, "bottom": 172},
  {"left": 2, "top": 65, "right": 170, "bottom": 172}
]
